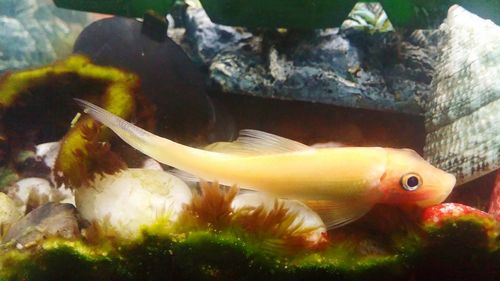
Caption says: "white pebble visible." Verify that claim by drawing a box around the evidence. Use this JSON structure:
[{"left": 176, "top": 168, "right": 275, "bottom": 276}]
[{"left": 76, "top": 169, "right": 192, "bottom": 239}]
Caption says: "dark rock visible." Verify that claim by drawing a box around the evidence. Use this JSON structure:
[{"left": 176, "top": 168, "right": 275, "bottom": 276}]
[
  {"left": 73, "top": 17, "right": 220, "bottom": 143},
  {"left": 184, "top": 6, "right": 254, "bottom": 65},
  {"left": 2, "top": 203, "right": 80, "bottom": 249}
]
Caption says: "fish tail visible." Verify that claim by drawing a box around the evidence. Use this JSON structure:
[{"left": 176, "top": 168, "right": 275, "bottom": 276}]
[
  {"left": 75, "top": 98, "right": 151, "bottom": 143},
  {"left": 75, "top": 99, "right": 179, "bottom": 165},
  {"left": 74, "top": 99, "right": 228, "bottom": 175}
]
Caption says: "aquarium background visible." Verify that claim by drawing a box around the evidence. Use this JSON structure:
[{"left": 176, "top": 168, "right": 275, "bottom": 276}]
[{"left": 0, "top": 1, "right": 498, "bottom": 281}]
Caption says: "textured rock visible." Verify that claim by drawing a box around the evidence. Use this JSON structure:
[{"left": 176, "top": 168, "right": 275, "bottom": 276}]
[
  {"left": 2, "top": 203, "right": 80, "bottom": 249},
  {"left": 488, "top": 171, "right": 500, "bottom": 220},
  {"left": 184, "top": 6, "right": 438, "bottom": 114},
  {"left": 0, "top": 17, "right": 38, "bottom": 72},
  {"left": 422, "top": 203, "right": 494, "bottom": 225},
  {"left": 0, "top": 0, "right": 92, "bottom": 73},
  {"left": 340, "top": 2, "right": 394, "bottom": 33},
  {"left": 424, "top": 5, "right": 500, "bottom": 184},
  {"left": 184, "top": 6, "right": 254, "bottom": 65}
]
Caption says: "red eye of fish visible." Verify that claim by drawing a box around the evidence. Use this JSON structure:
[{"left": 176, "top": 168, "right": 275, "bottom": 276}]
[{"left": 401, "top": 173, "right": 422, "bottom": 191}]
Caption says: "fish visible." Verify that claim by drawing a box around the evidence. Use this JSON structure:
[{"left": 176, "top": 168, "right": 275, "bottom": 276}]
[{"left": 75, "top": 99, "right": 456, "bottom": 229}]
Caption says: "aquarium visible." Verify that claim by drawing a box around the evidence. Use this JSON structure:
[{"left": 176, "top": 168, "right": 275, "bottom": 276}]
[{"left": 0, "top": 1, "right": 498, "bottom": 280}]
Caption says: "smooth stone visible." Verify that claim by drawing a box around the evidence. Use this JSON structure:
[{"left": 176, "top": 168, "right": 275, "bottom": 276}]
[
  {"left": 6, "top": 177, "right": 75, "bottom": 214},
  {"left": 0, "top": 193, "right": 22, "bottom": 237},
  {"left": 2, "top": 203, "right": 80, "bottom": 248},
  {"left": 76, "top": 169, "right": 192, "bottom": 239},
  {"left": 232, "top": 192, "right": 326, "bottom": 243},
  {"left": 73, "top": 17, "right": 217, "bottom": 143},
  {"left": 35, "top": 142, "right": 61, "bottom": 170}
]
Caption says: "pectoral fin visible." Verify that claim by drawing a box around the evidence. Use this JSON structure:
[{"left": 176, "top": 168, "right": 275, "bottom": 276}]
[
  {"left": 304, "top": 199, "right": 373, "bottom": 229},
  {"left": 169, "top": 168, "right": 200, "bottom": 182}
]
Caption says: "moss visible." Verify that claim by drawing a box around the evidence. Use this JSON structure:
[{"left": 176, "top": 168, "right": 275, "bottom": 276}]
[
  {"left": 1, "top": 184, "right": 496, "bottom": 281},
  {"left": 0, "top": 230, "right": 411, "bottom": 281},
  {"left": 171, "top": 231, "right": 279, "bottom": 281},
  {"left": 0, "top": 56, "right": 140, "bottom": 188},
  {"left": 0, "top": 166, "right": 18, "bottom": 190},
  {"left": 1, "top": 216, "right": 498, "bottom": 281},
  {"left": 416, "top": 218, "right": 500, "bottom": 281}
]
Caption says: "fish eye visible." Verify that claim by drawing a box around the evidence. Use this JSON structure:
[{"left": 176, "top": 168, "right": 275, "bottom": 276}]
[{"left": 400, "top": 173, "right": 422, "bottom": 191}]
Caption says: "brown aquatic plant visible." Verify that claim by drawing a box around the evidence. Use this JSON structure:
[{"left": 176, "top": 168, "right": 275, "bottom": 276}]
[
  {"left": 82, "top": 216, "right": 122, "bottom": 245},
  {"left": 233, "top": 200, "right": 328, "bottom": 251},
  {"left": 63, "top": 122, "right": 126, "bottom": 188},
  {"left": 180, "top": 182, "right": 238, "bottom": 230},
  {"left": 178, "top": 181, "right": 328, "bottom": 251}
]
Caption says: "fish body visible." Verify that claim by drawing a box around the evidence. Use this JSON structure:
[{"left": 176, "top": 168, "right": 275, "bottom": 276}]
[{"left": 76, "top": 99, "right": 456, "bottom": 228}]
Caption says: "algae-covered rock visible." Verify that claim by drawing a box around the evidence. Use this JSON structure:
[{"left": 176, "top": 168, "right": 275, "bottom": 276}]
[
  {"left": 0, "top": 200, "right": 498, "bottom": 281},
  {"left": 418, "top": 203, "right": 499, "bottom": 280},
  {"left": 76, "top": 169, "right": 192, "bottom": 240},
  {"left": 0, "top": 55, "right": 140, "bottom": 188}
]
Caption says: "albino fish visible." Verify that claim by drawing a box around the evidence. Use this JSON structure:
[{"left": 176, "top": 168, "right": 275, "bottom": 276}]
[{"left": 75, "top": 99, "right": 456, "bottom": 229}]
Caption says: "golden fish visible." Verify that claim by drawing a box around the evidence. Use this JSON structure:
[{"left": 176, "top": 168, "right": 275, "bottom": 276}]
[{"left": 75, "top": 99, "right": 456, "bottom": 229}]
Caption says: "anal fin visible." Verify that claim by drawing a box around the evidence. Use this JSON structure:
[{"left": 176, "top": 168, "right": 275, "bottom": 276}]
[{"left": 304, "top": 199, "right": 373, "bottom": 229}]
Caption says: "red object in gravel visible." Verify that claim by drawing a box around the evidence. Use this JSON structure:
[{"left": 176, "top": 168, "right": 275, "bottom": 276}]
[
  {"left": 487, "top": 170, "right": 500, "bottom": 220},
  {"left": 422, "top": 203, "right": 493, "bottom": 225}
]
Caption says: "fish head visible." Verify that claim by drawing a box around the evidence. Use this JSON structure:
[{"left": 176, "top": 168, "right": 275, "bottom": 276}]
[{"left": 379, "top": 148, "right": 456, "bottom": 207}]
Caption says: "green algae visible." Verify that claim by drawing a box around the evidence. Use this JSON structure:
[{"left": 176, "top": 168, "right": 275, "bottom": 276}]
[
  {"left": 3, "top": 215, "right": 497, "bottom": 281},
  {"left": 0, "top": 231, "right": 408, "bottom": 281},
  {"left": 417, "top": 218, "right": 500, "bottom": 281},
  {"left": 3, "top": 192, "right": 496, "bottom": 280},
  {"left": 0, "top": 167, "right": 18, "bottom": 190}
]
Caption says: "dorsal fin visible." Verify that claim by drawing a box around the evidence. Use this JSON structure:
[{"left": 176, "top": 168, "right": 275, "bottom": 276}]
[
  {"left": 204, "top": 129, "right": 311, "bottom": 156},
  {"left": 304, "top": 199, "right": 373, "bottom": 229}
]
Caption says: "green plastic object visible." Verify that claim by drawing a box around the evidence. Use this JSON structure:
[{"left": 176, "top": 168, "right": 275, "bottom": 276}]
[
  {"left": 199, "top": 0, "right": 499, "bottom": 29},
  {"left": 380, "top": 0, "right": 499, "bottom": 28},
  {"left": 53, "top": 0, "right": 175, "bottom": 18},
  {"left": 200, "top": 0, "right": 358, "bottom": 29}
]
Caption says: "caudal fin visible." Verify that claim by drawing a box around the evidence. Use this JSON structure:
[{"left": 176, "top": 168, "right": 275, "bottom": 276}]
[
  {"left": 74, "top": 98, "right": 171, "bottom": 165},
  {"left": 74, "top": 98, "right": 151, "bottom": 141}
]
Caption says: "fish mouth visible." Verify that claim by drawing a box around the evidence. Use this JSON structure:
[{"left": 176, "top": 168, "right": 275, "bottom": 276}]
[{"left": 415, "top": 173, "right": 456, "bottom": 207}]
